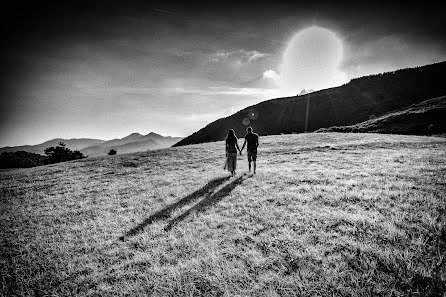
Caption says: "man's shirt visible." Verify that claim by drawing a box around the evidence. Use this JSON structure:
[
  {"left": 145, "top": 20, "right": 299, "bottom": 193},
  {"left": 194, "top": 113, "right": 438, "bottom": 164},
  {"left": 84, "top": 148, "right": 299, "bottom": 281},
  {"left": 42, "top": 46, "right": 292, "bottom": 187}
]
[{"left": 245, "top": 133, "right": 259, "bottom": 151}]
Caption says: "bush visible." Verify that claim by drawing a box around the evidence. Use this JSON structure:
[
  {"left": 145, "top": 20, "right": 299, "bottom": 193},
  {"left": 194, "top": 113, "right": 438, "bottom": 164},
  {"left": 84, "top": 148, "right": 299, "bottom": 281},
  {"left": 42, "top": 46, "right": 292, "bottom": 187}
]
[
  {"left": 108, "top": 149, "right": 117, "bottom": 156},
  {"left": 0, "top": 151, "right": 47, "bottom": 169},
  {"left": 44, "top": 142, "right": 87, "bottom": 164}
]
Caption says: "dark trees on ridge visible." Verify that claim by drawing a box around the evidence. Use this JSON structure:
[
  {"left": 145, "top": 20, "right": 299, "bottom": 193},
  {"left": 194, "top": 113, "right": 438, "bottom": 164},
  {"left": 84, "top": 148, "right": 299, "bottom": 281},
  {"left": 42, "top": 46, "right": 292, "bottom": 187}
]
[{"left": 44, "top": 142, "right": 86, "bottom": 164}]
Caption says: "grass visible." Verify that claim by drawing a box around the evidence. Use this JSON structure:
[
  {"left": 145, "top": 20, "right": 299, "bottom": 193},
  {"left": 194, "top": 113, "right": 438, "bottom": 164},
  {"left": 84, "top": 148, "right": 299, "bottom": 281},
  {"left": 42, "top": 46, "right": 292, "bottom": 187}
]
[
  {"left": 1, "top": 132, "right": 445, "bottom": 296},
  {"left": 316, "top": 96, "right": 446, "bottom": 136}
]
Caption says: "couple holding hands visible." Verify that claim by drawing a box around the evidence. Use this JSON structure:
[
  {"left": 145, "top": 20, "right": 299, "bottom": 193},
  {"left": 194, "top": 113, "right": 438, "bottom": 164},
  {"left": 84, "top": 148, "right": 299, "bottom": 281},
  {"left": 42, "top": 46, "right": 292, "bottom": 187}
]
[{"left": 224, "top": 126, "right": 259, "bottom": 175}]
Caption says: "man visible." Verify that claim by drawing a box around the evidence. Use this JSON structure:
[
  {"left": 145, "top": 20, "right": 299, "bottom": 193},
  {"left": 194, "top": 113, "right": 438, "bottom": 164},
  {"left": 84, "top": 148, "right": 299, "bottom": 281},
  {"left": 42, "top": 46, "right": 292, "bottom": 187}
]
[{"left": 240, "top": 126, "right": 259, "bottom": 173}]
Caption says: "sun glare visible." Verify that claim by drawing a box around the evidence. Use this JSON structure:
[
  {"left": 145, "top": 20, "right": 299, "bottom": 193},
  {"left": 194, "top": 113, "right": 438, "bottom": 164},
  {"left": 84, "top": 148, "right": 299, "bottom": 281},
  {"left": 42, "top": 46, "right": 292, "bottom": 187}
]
[{"left": 279, "top": 26, "right": 348, "bottom": 95}]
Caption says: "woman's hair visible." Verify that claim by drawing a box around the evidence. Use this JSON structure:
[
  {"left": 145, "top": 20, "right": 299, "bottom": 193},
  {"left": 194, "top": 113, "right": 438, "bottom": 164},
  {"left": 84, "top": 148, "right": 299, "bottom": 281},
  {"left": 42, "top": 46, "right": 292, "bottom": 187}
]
[{"left": 226, "top": 129, "right": 237, "bottom": 143}]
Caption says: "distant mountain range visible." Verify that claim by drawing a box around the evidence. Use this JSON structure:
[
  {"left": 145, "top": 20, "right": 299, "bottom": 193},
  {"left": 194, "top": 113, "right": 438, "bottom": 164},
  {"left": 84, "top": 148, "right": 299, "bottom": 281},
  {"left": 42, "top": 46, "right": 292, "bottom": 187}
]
[
  {"left": 174, "top": 61, "right": 446, "bottom": 147},
  {"left": 79, "top": 132, "right": 182, "bottom": 157},
  {"left": 0, "top": 139, "right": 105, "bottom": 156},
  {"left": 0, "top": 132, "right": 183, "bottom": 157}
]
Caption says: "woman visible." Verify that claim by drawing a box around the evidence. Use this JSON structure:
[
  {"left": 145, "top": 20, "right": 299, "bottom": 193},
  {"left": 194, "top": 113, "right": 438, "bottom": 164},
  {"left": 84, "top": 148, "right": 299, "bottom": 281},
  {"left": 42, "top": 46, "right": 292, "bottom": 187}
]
[{"left": 224, "top": 129, "right": 241, "bottom": 175}]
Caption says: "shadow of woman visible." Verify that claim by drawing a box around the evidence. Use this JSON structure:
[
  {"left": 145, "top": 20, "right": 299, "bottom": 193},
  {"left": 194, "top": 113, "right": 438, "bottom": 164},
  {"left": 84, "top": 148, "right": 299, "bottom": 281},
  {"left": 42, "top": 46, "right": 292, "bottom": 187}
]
[
  {"left": 119, "top": 175, "right": 231, "bottom": 241},
  {"left": 164, "top": 174, "right": 252, "bottom": 231}
]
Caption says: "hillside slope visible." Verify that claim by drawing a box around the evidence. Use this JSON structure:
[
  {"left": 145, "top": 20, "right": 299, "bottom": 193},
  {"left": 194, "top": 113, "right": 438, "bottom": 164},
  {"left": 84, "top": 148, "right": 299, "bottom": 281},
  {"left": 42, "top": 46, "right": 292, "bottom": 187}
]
[
  {"left": 174, "top": 61, "right": 446, "bottom": 147},
  {"left": 316, "top": 96, "right": 446, "bottom": 135},
  {"left": 1, "top": 133, "right": 445, "bottom": 296}
]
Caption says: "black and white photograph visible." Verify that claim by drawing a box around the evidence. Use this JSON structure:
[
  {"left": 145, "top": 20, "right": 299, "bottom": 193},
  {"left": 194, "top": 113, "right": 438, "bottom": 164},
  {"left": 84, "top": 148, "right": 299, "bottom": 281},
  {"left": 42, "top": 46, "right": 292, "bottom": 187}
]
[{"left": 1, "top": 1, "right": 445, "bottom": 295}]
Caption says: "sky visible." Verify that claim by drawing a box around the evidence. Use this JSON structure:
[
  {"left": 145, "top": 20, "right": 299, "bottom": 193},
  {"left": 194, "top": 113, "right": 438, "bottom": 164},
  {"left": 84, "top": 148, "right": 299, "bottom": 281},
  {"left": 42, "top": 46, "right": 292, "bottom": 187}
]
[{"left": 1, "top": 1, "right": 445, "bottom": 146}]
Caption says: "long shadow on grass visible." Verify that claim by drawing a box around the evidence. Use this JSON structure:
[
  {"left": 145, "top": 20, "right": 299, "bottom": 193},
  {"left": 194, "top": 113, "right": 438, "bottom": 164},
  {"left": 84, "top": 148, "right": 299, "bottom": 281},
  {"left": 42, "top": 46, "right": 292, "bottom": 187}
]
[
  {"left": 164, "top": 173, "right": 252, "bottom": 231},
  {"left": 119, "top": 175, "right": 231, "bottom": 240}
]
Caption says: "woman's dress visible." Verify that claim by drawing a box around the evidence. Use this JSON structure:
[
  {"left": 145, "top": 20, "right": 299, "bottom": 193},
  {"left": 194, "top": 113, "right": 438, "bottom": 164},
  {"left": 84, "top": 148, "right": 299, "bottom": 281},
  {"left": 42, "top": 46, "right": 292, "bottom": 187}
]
[{"left": 225, "top": 139, "right": 238, "bottom": 172}]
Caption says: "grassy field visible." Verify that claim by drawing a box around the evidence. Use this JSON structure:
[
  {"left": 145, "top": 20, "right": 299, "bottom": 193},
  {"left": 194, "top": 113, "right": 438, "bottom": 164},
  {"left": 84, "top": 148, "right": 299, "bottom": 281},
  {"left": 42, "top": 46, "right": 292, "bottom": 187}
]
[{"left": 1, "top": 133, "right": 445, "bottom": 296}]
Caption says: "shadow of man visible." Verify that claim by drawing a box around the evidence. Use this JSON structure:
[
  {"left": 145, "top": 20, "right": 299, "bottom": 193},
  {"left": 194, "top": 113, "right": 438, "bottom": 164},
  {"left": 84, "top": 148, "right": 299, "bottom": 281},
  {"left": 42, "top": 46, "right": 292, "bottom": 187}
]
[
  {"left": 164, "top": 174, "right": 252, "bottom": 231},
  {"left": 119, "top": 175, "right": 231, "bottom": 241}
]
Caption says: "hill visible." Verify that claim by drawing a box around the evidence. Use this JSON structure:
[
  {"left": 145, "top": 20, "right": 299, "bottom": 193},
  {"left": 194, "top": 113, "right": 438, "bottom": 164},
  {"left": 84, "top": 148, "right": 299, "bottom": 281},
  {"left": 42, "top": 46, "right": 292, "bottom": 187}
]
[
  {"left": 316, "top": 96, "right": 446, "bottom": 135},
  {"left": 1, "top": 133, "right": 445, "bottom": 296},
  {"left": 0, "top": 138, "right": 104, "bottom": 155},
  {"left": 0, "top": 132, "right": 183, "bottom": 158},
  {"left": 174, "top": 61, "right": 446, "bottom": 147},
  {"left": 80, "top": 132, "right": 183, "bottom": 157}
]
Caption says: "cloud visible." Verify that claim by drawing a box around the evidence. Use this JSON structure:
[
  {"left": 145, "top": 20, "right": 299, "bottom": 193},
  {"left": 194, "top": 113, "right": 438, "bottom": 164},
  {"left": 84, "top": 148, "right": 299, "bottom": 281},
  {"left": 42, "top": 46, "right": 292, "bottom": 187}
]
[
  {"left": 209, "top": 49, "right": 270, "bottom": 63},
  {"left": 262, "top": 70, "right": 280, "bottom": 85},
  {"left": 246, "top": 50, "right": 269, "bottom": 62},
  {"left": 210, "top": 51, "right": 232, "bottom": 62},
  {"left": 162, "top": 85, "right": 279, "bottom": 99}
]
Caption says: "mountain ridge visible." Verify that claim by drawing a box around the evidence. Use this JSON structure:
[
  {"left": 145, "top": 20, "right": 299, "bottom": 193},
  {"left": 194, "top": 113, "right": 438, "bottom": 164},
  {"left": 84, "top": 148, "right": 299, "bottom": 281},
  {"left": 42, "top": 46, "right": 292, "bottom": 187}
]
[
  {"left": 0, "top": 138, "right": 105, "bottom": 155},
  {"left": 80, "top": 133, "right": 183, "bottom": 157},
  {"left": 0, "top": 132, "right": 183, "bottom": 157},
  {"left": 174, "top": 61, "right": 446, "bottom": 147}
]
